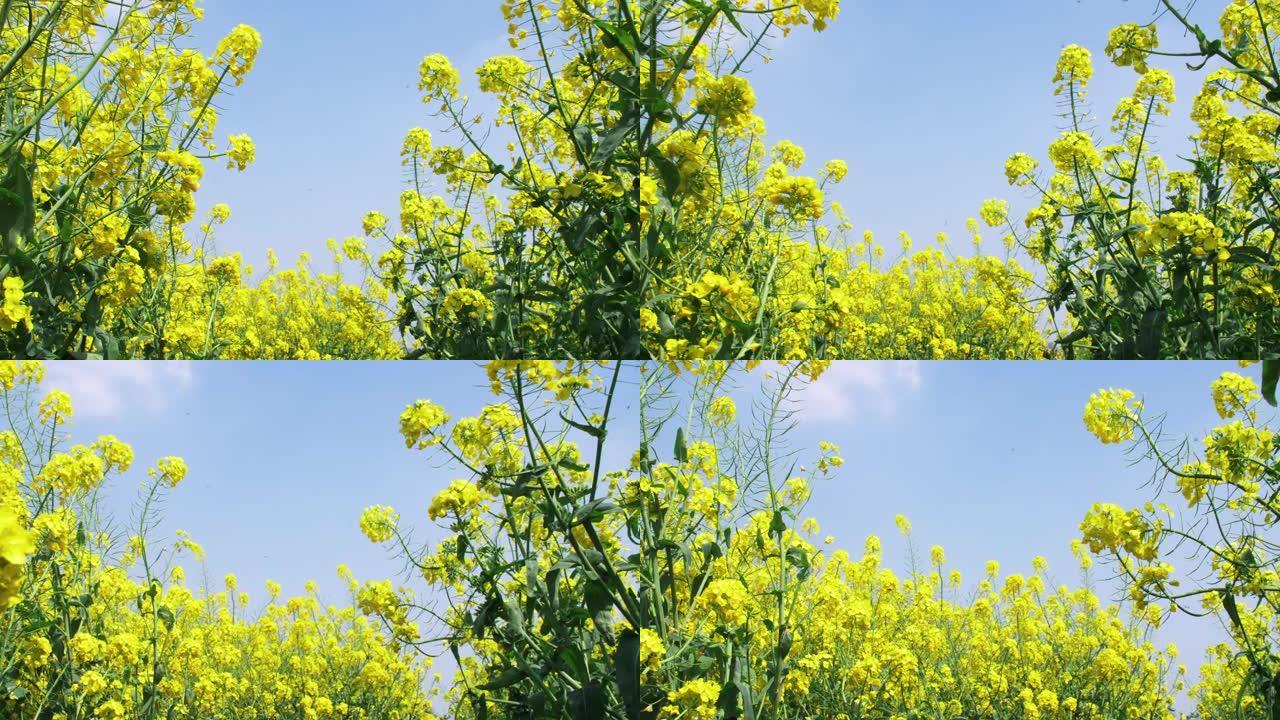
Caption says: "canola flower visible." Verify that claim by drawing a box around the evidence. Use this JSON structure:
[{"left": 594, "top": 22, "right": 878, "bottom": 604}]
[
  {"left": 1000, "top": 0, "right": 1280, "bottom": 359},
  {"left": 151, "top": 222, "right": 399, "bottom": 360},
  {"left": 346, "top": 0, "right": 1047, "bottom": 360},
  {"left": 0, "top": 362, "right": 435, "bottom": 719},
  {"left": 0, "top": 1, "right": 399, "bottom": 360},
  {"left": 5, "top": 358, "right": 1267, "bottom": 718},
  {"left": 356, "top": 1, "right": 661, "bottom": 357},
  {"left": 2, "top": 0, "right": 1279, "bottom": 360},
  {"left": 1078, "top": 367, "right": 1280, "bottom": 718},
  {"left": 627, "top": 2, "right": 1047, "bottom": 361},
  {"left": 358, "top": 360, "right": 1185, "bottom": 720},
  {"left": 0, "top": 1, "right": 265, "bottom": 357}
]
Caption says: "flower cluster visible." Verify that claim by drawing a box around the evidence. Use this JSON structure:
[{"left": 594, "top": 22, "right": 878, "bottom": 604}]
[
  {"left": 358, "top": 361, "right": 1185, "bottom": 720},
  {"left": 0, "top": 0, "right": 269, "bottom": 358},
  {"left": 1002, "top": 7, "right": 1280, "bottom": 358},
  {"left": 0, "top": 361, "right": 435, "bottom": 719},
  {"left": 1083, "top": 388, "right": 1142, "bottom": 444},
  {"left": 1080, "top": 368, "right": 1280, "bottom": 716}
]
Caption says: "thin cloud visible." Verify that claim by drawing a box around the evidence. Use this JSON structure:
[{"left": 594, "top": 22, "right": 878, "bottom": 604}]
[
  {"left": 44, "top": 362, "right": 195, "bottom": 420},
  {"left": 796, "top": 362, "right": 923, "bottom": 422}
]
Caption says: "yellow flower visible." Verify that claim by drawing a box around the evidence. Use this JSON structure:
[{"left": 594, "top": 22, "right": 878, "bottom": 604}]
[
  {"left": 1053, "top": 44, "right": 1094, "bottom": 93},
  {"left": 428, "top": 479, "right": 487, "bottom": 520},
  {"left": 639, "top": 628, "right": 666, "bottom": 671},
  {"left": 708, "top": 396, "right": 737, "bottom": 427},
  {"left": 400, "top": 400, "right": 450, "bottom": 449},
  {"left": 700, "top": 578, "right": 750, "bottom": 628},
  {"left": 664, "top": 678, "right": 720, "bottom": 720},
  {"left": 979, "top": 198, "right": 1009, "bottom": 228},
  {"left": 1083, "top": 389, "right": 1142, "bottom": 444},
  {"left": 215, "top": 24, "right": 262, "bottom": 84},
  {"left": 475, "top": 54, "right": 531, "bottom": 96},
  {"left": 151, "top": 457, "right": 188, "bottom": 488},
  {"left": 1048, "top": 131, "right": 1101, "bottom": 171},
  {"left": 38, "top": 390, "right": 73, "bottom": 426},
  {"left": 1140, "top": 211, "right": 1226, "bottom": 260},
  {"left": 1211, "top": 372, "right": 1261, "bottom": 420},
  {"left": 694, "top": 75, "right": 756, "bottom": 129},
  {"left": 360, "top": 505, "right": 399, "bottom": 543},
  {"left": 0, "top": 502, "right": 33, "bottom": 609},
  {"left": 419, "top": 53, "right": 460, "bottom": 102},
  {"left": 226, "top": 134, "right": 256, "bottom": 171},
  {"left": 441, "top": 288, "right": 495, "bottom": 322},
  {"left": 1004, "top": 152, "right": 1039, "bottom": 187},
  {"left": 1106, "top": 23, "right": 1159, "bottom": 73},
  {"left": 1079, "top": 502, "right": 1159, "bottom": 560},
  {"left": 0, "top": 278, "right": 33, "bottom": 332}
]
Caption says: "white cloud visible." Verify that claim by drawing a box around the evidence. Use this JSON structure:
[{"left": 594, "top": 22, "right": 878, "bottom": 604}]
[
  {"left": 44, "top": 362, "right": 195, "bottom": 420},
  {"left": 795, "top": 362, "right": 923, "bottom": 423}
]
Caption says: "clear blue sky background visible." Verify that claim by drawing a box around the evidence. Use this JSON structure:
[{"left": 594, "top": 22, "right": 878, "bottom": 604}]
[
  {"left": 185, "top": 0, "right": 1222, "bottom": 264},
  {"left": 48, "top": 361, "right": 638, "bottom": 598},
  {"left": 42, "top": 359, "right": 1264, "bottom": 708},
  {"left": 740, "top": 359, "right": 1260, "bottom": 707}
]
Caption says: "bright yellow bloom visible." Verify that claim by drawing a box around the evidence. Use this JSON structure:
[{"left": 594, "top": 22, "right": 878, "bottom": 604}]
[{"left": 1083, "top": 388, "right": 1142, "bottom": 444}]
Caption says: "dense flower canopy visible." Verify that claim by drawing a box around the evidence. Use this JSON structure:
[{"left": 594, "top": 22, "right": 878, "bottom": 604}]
[
  {"left": 0, "top": 361, "right": 434, "bottom": 719},
  {"left": 1, "top": 0, "right": 1278, "bottom": 361}
]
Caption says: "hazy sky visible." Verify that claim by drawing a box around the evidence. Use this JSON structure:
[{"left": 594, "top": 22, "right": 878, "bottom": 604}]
[
  {"left": 184, "top": 1, "right": 1224, "bottom": 264},
  {"left": 41, "top": 358, "right": 1263, "bottom": 707}
]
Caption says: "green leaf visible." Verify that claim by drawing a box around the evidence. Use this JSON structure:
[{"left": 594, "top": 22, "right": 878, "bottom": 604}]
[
  {"left": 1222, "top": 589, "right": 1243, "bottom": 632},
  {"left": 657, "top": 310, "right": 675, "bottom": 338},
  {"left": 593, "top": 19, "right": 638, "bottom": 54},
  {"left": 591, "top": 110, "right": 639, "bottom": 165},
  {"left": 1262, "top": 359, "right": 1278, "bottom": 407},
  {"left": 615, "top": 630, "right": 642, "bottom": 720},
  {"left": 701, "top": 540, "right": 724, "bottom": 559},
  {"left": 558, "top": 458, "right": 591, "bottom": 473},
  {"left": 1136, "top": 308, "right": 1166, "bottom": 360},
  {"left": 94, "top": 329, "right": 120, "bottom": 360},
  {"left": 1228, "top": 245, "right": 1275, "bottom": 268},
  {"left": 546, "top": 567, "right": 561, "bottom": 611},
  {"left": 715, "top": 0, "right": 746, "bottom": 34},
  {"left": 561, "top": 412, "right": 607, "bottom": 439},
  {"left": 769, "top": 510, "right": 787, "bottom": 538},
  {"left": 674, "top": 427, "right": 687, "bottom": 464},
  {"left": 718, "top": 678, "right": 741, "bottom": 720},
  {"left": 571, "top": 498, "right": 619, "bottom": 526},
  {"left": 569, "top": 682, "right": 606, "bottom": 720},
  {"left": 564, "top": 213, "right": 599, "bottom": 254},
  {"left": 478, "top": 667, "right": 524, "bottom": 691},
  {"left": 776, "top": 624, "right": 793, "bottom": 660},
  {"left": 584, "top": 579, "right": 612, "bottom": 615},
  {"left": 784, "top": 547, "right": 811, "bottom": 580},
  {"left": 472, "top": 596, "right": 498, "bottom": 637},
  {"left": 647, "top": 147, "right": 681, "bottom": 198},
  {"left": 0, "top": 152, "right": 34, "bottom": 252},
  {"left": 734, "top": 668, "right": 755, "bottom": 720}
]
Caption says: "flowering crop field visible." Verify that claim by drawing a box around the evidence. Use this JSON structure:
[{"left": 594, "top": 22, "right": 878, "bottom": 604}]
[
  {"left": 5, "top": 0, "right": 1280, "bottom": 718},
  {"left": 0, "top": 0, "right": 1277, "bottom": 361},
  {"left": 0, "top": 359, "right": 1278, "bottom": 719}
]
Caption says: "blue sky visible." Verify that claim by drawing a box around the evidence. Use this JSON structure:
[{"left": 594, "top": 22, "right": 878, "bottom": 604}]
[
  {"left": 185, "top": 0, "right": 1222, "bottom": 264},
  {"left": 46, "top": 362, "right": 638, "bottom": 599},
  {"left": 41, "top": 359, "right": 1262, "bottom": 704},
  {"left": 752, "top": 359, "right": 1259, "bottom": 701}
]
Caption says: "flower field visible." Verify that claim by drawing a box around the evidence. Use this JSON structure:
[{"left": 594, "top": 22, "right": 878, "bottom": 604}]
[
  {"left": 0, "top": 359, "right": 1277, "bottom": 719},
  {"left": 0, "top": 0, "right": 1277, "bottom": 360},
  {"left": 4, "top": 0, "right": 1280, "bottom": 717}
]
